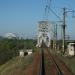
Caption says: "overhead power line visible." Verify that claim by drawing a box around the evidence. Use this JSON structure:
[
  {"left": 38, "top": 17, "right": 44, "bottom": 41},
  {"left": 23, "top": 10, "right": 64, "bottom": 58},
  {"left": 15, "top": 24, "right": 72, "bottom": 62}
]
[
  {"left": 44, "top": 0, "right": 52, "bottom": 20},
  {"left": 49, "top": 8, "right": 62, "bottom": 20},
  {"left": 44, "top": 0, "right": 62, "bottom": 21}
]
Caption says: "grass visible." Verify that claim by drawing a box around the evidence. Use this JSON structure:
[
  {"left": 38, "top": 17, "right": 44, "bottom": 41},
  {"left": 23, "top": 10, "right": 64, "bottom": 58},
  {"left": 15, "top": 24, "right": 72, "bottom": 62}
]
[
  {"left": 58, "top": 56, "right": 75, "bottom": 74},
  {"left": 0, "top": 54, "right": 34, "bottom": 75}
]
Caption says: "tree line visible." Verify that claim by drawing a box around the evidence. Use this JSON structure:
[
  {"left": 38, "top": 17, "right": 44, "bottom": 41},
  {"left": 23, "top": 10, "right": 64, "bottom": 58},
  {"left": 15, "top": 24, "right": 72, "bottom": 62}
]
[{"left": 0, "top": 38, "right": 36, "bottom": 65}]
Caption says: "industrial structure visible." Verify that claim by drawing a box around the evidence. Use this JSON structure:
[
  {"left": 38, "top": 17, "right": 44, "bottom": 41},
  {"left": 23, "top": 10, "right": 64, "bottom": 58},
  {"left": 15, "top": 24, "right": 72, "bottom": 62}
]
[
  {"left": 36, "top": 21, "right": 51, "bottom": 47},
  {"left": 4, "top": 33, "right": 17, "bottom": 39}
]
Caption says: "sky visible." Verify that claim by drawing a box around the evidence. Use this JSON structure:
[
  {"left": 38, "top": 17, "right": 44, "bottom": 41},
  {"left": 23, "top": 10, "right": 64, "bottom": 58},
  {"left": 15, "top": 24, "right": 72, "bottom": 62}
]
[{"left": 0, "top": 0, "right": 75, "bottom": 39}]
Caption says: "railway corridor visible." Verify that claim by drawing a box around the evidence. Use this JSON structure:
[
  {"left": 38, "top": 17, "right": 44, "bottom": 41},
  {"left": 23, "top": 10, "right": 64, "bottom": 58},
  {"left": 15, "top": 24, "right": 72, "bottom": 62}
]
[
  {"left": 43, "top": 49, "right": 73, "bottom": 75},
  {"left": 24, "top": 48, "right": 73, "bottom": 75},
  {"left": 44, "top": 49, "right": 60, "bottom": 75}
]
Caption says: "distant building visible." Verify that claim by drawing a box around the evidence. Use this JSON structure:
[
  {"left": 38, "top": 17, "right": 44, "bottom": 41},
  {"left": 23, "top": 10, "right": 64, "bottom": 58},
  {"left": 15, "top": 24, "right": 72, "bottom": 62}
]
[
  {"left": 67, "top": 42, "right": 75, "bottom": 56},
  {"left": 26, "top": 49, "right": 33, "bottom": 55},
  {"left": 4, "top": 33, "right": 17, "bottom": 39},
  {"left": 19, "top": 50, "right": 24, "bottom": 57},
  {"left": 19, "top": 49, "right": 33, "bottom": 57}
]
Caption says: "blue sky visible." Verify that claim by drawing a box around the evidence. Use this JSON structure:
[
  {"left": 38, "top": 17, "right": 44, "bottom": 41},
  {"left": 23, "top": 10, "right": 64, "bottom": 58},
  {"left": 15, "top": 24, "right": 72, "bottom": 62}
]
[{"left": 0, "top": 0, "right": 75, "bottom": 39}]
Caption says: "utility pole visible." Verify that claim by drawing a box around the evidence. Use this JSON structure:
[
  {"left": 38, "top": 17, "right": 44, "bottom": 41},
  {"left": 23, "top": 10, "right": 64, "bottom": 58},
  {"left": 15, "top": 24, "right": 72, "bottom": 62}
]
[
  {"left": 55, "top": 24, "right": 57, "bottom": 50},
  {"left": 53, "top": 24, "right": 55, "bottom": 50},
  {"left": 62, "top": 7, "right": 75, "bottom": 54},
  {"left": 53, "top": 24, "right": 57, "bottom": 50},
  {"left": 62, "top": 8, "right": 66, "bottom": 54}
]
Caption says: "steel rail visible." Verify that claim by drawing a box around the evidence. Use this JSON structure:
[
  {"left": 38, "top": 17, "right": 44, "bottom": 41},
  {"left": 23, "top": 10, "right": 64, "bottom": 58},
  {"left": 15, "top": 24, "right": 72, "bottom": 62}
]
[
  {"left": 47, "top": 49, "right": 63, "bottom": 75},
  {"left": 39, "top": 48, "right": 45, "bottom": 75}
]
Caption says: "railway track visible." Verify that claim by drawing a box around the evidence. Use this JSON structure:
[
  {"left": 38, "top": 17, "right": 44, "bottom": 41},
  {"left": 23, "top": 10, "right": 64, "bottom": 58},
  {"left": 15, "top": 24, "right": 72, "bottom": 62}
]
[
  {"left": 39, "top": 49, "right": 45, "bottom": 75},
  {"left": 46, "top": 49, "right": 64, "bottom": 75},
  {"left": 24, "top": 48, "right": 73, "bottom": 75},
  {"left": 39, "top": 48, "right": 62, "bottom": 75},
  {"left": 39, "top": 48, "right": 73, "bottom": 75}
]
